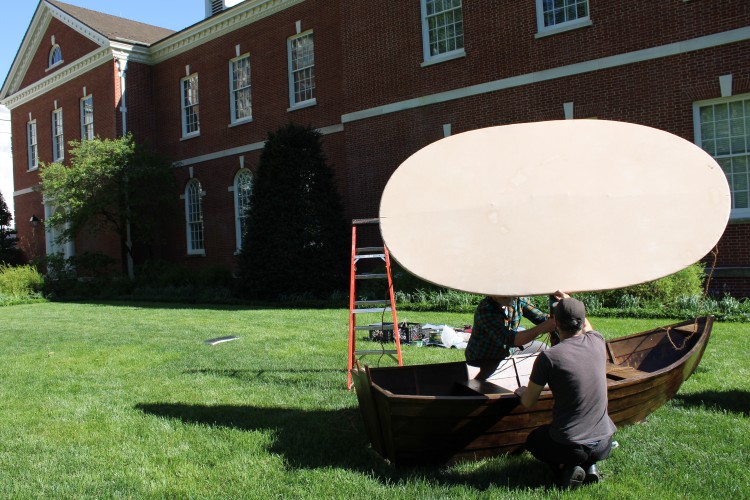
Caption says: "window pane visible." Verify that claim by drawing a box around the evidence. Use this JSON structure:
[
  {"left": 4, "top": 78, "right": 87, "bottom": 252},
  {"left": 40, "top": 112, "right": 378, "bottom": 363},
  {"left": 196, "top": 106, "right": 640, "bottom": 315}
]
[
  {"left": 541, "top": 0, "right": 589, "bottom": 28},
  {"left": 182, "top": 75, "right": 200, "bottom": 134},
  {"left": 290, "top": 33, "right": 315, "bottom": 105},
  {"left": 186, "top": 181, "right": 204, "bottom": 251},
  {"left": 699, "top": 99, "right": 750, "bottom": 213},
  {"left": 231, "top": 56, "right": 252, "bottom": 121},
  {"left": 423, "top": 0, "right": 463, "bottom": 57}
]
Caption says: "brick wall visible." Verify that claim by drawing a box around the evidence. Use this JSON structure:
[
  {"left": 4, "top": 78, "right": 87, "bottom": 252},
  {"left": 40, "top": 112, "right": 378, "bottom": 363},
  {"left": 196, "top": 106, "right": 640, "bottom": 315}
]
[
  {"left": 20, "top": 18, "right": 100, "bottom": 90},
  {"left": 11, "top": 27, "right": 120, "bottom": 267},
  {"left": 7, "top": 0, "right": 750, "bottom": 295},
  {"left": 151, "top": 0, "right": 342, "bottom": 161}
]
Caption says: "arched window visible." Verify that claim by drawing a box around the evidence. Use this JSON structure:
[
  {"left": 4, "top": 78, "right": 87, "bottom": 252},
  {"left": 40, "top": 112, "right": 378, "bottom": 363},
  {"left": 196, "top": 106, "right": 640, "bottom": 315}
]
[
  {"left": 234, "top": 169, "right": 253, "bottom": 251},
  {"left": 49, "top": 45, "right": 62, "bottom": 67},
  {"left": 185, "top": 179, "right": 205, "bottom": 254}
]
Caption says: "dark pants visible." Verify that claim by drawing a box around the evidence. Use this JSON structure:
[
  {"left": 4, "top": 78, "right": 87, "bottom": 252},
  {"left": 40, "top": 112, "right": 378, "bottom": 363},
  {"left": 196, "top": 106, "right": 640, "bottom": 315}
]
[{"left": 526, "top": 425, "right": 612, "bottom": 468}]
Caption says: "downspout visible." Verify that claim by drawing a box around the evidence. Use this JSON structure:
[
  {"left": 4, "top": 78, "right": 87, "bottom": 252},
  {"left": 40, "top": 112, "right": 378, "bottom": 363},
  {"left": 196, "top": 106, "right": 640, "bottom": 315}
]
[{"left": 116, "top": 57, "right": 135, "bottom": 280}]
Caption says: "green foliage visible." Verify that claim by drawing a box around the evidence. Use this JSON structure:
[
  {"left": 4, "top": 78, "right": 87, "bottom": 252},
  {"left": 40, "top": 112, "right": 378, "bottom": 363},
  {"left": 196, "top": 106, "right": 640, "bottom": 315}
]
[
  {"left": 38, "top": 134, "right": 176, "bottom": 266},
  {"left": 0, "top": 264, "right": 45, "bottom": 296},
  {"left": 394, "top": 263, "right": 750, "bottom": 322},
  {"left": 577, "top": 262, "right": 706, "bottom": 308},
  {"left": 238, "top": 123, "right": 349, "bottom": 299},
  {"left": 136, "top": 260, "right": 234, "bottom": 289},
  {"left": 0, "top": 191, "right": 24, "bottom": 265},
  {"left": 128, "top": 260, "right": 236, "bottom": 303}
]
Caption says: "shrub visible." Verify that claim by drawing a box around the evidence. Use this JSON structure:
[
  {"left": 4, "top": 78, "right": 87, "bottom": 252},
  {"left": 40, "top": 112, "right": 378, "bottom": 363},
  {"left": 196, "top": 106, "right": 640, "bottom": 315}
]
[{"left": 0, "top": 264, "right": 45, "bottom": 296}]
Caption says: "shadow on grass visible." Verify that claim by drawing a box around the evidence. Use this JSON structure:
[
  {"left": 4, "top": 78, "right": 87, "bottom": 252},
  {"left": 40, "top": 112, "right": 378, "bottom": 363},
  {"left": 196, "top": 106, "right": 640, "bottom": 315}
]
[
  {"left": 135, "top": 402, "right": 554, "bottom": 491},
  {"left": 184, "top": 368, "right": 345, "bottom": 390},
  {"left": 59, "top": 299, "right": 347, "bottom": 312},
  {"left": 674, "top": 389, "right": 750, "bottom": 416},
  {"left": 185, "top": 368, "right": 343, "bottom": 377}
]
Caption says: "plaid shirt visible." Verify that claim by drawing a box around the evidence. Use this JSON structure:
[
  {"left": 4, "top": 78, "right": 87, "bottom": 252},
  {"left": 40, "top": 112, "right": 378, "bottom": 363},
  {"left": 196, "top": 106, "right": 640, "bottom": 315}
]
[{"left": 465, "top": 296, "right": 548, "bottom": 363}]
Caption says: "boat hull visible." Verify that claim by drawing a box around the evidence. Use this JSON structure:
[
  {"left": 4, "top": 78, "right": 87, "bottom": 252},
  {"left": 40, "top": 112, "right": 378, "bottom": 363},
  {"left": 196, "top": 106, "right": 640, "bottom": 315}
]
[{"left": 352, "top": 317, "right": 712, "bottom": 466}]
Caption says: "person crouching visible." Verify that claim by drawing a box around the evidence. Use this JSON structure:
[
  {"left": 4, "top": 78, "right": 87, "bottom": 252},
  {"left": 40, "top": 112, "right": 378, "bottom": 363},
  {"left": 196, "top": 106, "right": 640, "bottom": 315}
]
[{"left": 515, "top": 295, "right": 616, "bottom": 489}]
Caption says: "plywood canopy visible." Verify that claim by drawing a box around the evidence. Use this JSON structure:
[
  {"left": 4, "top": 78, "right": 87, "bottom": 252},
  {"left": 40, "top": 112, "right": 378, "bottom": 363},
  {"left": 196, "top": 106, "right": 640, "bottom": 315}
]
[{"left": 379, "top": 120, "right": 730, "bottom": 296}]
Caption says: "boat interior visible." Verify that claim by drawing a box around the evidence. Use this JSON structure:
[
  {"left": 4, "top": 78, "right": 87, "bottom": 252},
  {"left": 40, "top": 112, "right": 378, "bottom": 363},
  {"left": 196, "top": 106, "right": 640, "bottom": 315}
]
[{"left": 366, "top": 318, "right": 707, "bottom": 397}]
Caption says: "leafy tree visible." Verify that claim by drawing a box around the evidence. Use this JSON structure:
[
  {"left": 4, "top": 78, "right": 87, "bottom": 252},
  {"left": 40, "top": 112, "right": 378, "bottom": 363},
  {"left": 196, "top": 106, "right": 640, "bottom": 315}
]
[
  {"left": 0, "top": 191, "right": 23, "bottom": 265},
  {"left": 238, "top": 123, "right": 349, "bottom": 299},
  {"left": 39, "top": 134, "right": 175, "bottom": 275}
]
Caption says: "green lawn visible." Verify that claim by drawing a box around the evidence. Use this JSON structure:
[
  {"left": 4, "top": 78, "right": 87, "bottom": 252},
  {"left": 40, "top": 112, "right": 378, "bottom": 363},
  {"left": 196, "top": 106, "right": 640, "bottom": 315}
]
[{"left": 0, "top": 302, "right": 747, "bottom": 498}]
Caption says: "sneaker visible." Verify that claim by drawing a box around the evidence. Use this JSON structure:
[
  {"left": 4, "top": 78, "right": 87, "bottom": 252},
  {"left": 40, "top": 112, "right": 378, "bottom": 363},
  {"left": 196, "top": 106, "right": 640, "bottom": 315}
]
[
  {"left": 584, "top": 463, "right": 600, "bottom": 483},
  {"left": 558, "top": 465, "right": 586, "bottom": 489}
]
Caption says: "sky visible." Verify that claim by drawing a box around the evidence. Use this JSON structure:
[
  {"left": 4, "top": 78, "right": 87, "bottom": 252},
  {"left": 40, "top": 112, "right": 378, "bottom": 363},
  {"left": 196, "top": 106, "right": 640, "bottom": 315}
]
[{"left": 0, "top": 0, "right": 236, "bottom": 225}]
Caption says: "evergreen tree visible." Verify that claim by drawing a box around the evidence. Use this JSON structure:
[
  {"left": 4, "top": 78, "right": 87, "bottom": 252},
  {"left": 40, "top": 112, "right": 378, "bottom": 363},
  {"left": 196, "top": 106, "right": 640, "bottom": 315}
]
[{"left": 238, "top": 123, "right": 348, "bottom": 299}]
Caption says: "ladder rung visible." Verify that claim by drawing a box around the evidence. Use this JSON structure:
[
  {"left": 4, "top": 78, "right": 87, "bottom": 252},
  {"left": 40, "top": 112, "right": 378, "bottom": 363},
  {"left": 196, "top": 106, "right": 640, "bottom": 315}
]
[
  {"left": 353, "top": 307, "right": 392, "bottom": 314},
  {"left": 355, "top": 350, "right": 398, "bottom": 355},
  {"left": 355, "top": 300, "right": 388, "bottom": 306},
  {"left": 356, "top": 274, "right": 387, "bottom": 280},
  {"left": 357, "top": 246, "right": 384, "bottom": 253},
  {"left": 355, "top": 324, "right": 394, "bottom": 330},
  {"left": 352, "top": 218, "right": 380, "bottom": 226},
  {"left": 354, "top": 254, "right": 385, "bottom": 260}
]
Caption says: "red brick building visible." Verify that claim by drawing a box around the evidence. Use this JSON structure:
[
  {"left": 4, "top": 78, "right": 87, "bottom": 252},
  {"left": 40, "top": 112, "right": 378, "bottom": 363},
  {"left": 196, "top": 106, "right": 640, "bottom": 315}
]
[{"left": 2, "top": 0, "right": 750, "bottom": 295}]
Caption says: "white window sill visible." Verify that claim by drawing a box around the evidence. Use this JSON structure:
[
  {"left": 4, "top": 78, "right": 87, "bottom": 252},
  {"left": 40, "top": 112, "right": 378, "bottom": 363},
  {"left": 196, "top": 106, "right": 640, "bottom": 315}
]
[
  {"left": 46, "top": 61, "right": 64, "bottom": 72},
  {"left": 187, "top": 250, "right": 206, "bottom": 256},
  {"left": 27, "top": 166, "right": 38, "bottom": 172},
  {"left": 287, "top": 99, "right": 317, "bottom": 112},
  {"left": 535, "top": 19, "right": 592, "bottom": 39},
  {"left": 729, "top": 210, "right": 750, "bottom": 221},
  {"left": 229, "top": 117, "right": 253, "bottom": 128},
  {"left": 421, "top": 49, "right": 466, "bottom": 68},
  {"left": 180, "top": 132, "right": 201, "bottom": 141}
]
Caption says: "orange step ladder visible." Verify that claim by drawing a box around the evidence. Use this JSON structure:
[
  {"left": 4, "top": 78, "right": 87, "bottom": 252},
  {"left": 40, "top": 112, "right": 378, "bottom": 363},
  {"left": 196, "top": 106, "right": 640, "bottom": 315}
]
[{"left": 347, "top": 218, "right": 403, "bottom": 389}]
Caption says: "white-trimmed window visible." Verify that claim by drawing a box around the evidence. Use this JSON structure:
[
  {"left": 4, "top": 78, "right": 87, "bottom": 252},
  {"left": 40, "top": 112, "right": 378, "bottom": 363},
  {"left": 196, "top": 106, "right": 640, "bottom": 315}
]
[
  {"left": 80, "top": 95, "right": 94, "bottom": 140},
  {"left": 696, "top": 95, "right": 750, "bottom": 218},
  {"left": 27, "top": 120, "right": 38, "bottom": 171},
  {"left": 230, "top": 54, "right": 252, "bottom": 124},
  {"left": 52, "top": 108, "right": 64, "bottom": 162},
  {"left": 536, "top": 0, "right": 590, "bottom": 34},
  {"left": 49, "top": 45, "right": 62, "bottom": 68},
  {"left": 288, "top": 31, "right": 315, "bottom": 108},
  {"left": 185, "top": 179, "right": 205, "bottom": 254},
  {"left": 233, "top": 169, "right": 253, "bottom": 251},
  {"left": 181, "top": 74, "right": 200, "bottom": 138},
  {"left": 421, "top": 0, "right": 464, "bottom": 64}
]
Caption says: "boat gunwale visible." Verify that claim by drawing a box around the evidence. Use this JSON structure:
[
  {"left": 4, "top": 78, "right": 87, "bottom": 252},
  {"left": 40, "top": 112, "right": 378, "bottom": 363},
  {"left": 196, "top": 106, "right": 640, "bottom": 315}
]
[{"left": 362, "top": 317, "right": 712, "bottom": 401}]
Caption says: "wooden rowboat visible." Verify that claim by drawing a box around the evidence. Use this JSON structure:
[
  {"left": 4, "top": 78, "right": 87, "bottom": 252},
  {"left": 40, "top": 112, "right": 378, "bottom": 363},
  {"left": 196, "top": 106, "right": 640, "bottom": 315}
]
[{"left": 352, "top": 317, "right": 712, "bottom": 466}]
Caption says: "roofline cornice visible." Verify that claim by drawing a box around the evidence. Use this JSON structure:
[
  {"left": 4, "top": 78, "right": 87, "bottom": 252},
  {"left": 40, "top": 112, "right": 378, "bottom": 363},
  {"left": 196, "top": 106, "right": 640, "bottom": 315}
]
[
  {"left": 149, "top": 0, "right": 305, "bottom": 64},
  {"left": 1, "top": 47, "right": 112, "bottom": 110},
  {"left": 110, "top": 42, "right": 152, "bottom": 65}
]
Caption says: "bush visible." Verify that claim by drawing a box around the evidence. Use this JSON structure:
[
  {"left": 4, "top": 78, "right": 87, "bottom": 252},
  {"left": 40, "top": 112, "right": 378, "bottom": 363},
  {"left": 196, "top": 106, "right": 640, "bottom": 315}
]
[{"left": 0, "top": 264, "right": 45, "bottom": 296}]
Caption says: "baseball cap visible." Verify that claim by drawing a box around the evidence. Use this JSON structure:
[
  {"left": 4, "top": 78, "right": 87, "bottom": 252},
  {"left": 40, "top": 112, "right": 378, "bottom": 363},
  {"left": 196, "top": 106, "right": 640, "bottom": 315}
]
[{"left": 554, "top": 297, "right": 586, "bottom": 332}]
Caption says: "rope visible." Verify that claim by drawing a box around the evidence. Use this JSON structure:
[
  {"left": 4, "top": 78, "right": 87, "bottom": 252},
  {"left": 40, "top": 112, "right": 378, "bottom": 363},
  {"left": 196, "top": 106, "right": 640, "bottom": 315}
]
[{"left": 666, "top": 246, "right": 718, "bottom": 351}]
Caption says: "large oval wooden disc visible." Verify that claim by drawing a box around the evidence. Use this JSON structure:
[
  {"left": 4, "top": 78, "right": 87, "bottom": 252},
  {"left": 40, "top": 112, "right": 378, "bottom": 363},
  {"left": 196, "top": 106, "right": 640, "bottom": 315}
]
[{"left": 379, "top": 120, "right": 730, "bottom": 296}]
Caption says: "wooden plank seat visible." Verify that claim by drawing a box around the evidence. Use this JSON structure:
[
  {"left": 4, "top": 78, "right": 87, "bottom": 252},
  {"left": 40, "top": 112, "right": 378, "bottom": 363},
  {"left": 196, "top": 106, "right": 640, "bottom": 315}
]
[
  {"left": 606, "top": 363, "right": 649, "bottom": 380},
  {"left": 455, "top": 379, "right": 515, "bottom": 395}
]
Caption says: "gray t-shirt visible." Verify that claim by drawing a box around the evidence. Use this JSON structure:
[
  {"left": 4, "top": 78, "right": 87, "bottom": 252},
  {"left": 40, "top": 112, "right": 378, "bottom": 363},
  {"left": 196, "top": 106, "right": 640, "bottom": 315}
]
[{"left": 529, "top": 330, "right": 616, "bottom": 445}]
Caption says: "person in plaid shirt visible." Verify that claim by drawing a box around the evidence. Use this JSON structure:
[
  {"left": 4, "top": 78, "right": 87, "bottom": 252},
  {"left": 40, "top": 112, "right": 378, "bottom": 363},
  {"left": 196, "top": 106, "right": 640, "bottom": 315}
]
[{"left": 466, "top": 295, "right": 556, "bottom": 380}]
